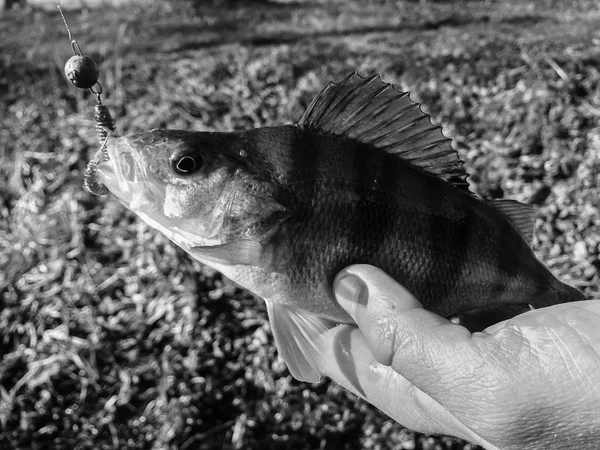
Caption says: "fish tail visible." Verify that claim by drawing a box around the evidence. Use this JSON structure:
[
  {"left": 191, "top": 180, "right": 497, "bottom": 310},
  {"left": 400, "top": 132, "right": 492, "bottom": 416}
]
[
  {"left": 456, "top": 282, "right": 586, "bottom": 332},
  {"left": 534, "top": 280, "right": 586, "bottom": 308},
  {"left": 558, "top": 281, "right": 587, "bottom": 303}
]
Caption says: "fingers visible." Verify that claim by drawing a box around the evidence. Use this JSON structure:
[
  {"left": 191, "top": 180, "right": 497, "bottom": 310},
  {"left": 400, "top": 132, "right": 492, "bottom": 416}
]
[
  {"left": 319, "top": 324, "right": 491, "bottom": 444},
  {"left": 328, "top": 266, "right": 600, "bottom": 450},
  {"left": 332, "top": 265, "right": 485, "bottom": 402}
]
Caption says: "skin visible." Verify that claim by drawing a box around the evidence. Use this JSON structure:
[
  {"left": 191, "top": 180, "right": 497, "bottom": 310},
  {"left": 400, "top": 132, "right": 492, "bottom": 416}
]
[{"left": 320, "top": 264, "right": 600, "bottom": 450}]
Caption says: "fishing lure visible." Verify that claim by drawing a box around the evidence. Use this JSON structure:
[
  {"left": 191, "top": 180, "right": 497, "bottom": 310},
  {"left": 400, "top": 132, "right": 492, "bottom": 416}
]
[{"left": 56, "top": 0, "right": 115, "bottom": 194}]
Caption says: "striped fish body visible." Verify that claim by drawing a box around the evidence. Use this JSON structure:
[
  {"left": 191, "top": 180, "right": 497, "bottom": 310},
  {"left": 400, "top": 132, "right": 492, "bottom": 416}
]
[
  {"left": 88, "top": 73, "right": 584, "bottom": 382},
  {"left": 240, "top": 125, "right": 581, "bottom": 321}
]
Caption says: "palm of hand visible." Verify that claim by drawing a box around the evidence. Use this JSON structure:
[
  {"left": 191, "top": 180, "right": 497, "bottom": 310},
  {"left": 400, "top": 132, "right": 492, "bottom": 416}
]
[{"left": 465, "top": 303, "right": 600, "bottom": 449}]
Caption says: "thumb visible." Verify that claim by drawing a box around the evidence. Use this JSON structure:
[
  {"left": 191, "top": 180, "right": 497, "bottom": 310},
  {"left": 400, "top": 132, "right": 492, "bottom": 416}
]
[{"left": 333, "top": 265, "right": 481, "bottom": 395}]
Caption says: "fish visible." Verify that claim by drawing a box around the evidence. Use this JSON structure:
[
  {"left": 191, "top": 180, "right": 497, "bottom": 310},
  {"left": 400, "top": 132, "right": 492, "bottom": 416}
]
[{"left": 85, "top": 72, "right": 585, "bottom": 382}]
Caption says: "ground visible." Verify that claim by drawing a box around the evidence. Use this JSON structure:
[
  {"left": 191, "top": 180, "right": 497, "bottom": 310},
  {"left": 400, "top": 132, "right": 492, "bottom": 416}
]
[{"left": 1, "top": 0, "right": 599, "bottom": 449}]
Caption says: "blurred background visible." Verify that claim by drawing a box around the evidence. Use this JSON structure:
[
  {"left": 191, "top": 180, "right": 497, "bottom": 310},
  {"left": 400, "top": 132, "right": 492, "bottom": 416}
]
[{"left": 1, "top": 0, "right": 599, "bottom": 448}]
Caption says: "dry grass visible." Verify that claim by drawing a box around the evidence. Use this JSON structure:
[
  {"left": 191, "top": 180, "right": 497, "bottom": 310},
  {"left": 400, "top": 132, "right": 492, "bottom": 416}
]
[{"left": 1, "top": 0, "right": 599, "bottom": 448}]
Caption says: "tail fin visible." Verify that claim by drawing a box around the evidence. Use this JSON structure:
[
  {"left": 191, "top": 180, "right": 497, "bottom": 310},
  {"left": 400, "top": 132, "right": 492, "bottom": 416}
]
[
  {"left": 532, "top": 280, "right": 586, "bottom": 309},
  {"left": 454, "top": 282, "right": 585, "bottom": 332},
  {"left": 559, "top": 282, "right": 587, "bottom": 303}
]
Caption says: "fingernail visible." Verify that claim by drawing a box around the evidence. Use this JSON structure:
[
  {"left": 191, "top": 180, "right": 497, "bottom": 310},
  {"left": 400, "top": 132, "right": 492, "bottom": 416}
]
[{"left": 334, "top": 273, "right": 369, "bottom": 319}]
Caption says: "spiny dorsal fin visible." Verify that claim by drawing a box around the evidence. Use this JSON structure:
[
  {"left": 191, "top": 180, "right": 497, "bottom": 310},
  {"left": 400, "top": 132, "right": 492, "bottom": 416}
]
[
  {"left": 492, "top": 199, "right": 535, "bottom": 245},
  {"left": 298, "top": 72, "right": 471, "bottom": 192}
]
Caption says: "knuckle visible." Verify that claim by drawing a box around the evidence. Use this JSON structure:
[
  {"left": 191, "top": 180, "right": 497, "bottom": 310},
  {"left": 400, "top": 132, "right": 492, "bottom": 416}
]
[{"left": 367, "top": 311, "right": 401, "bottom": 366}]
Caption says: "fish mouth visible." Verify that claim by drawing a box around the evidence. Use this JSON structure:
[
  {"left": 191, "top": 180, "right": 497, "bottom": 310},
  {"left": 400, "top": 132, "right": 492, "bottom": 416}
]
[{"left": 84, "top": 134, "right": 165, "bottom": 211}]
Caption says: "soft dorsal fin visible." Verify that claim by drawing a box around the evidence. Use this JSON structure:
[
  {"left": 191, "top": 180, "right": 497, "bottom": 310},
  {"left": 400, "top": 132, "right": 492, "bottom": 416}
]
[
  {"left": 298, "top": 72, "right": 471, "bottom": 192},
  {"left": 492, "top": 199, "right": 536, "bottom": 244}
]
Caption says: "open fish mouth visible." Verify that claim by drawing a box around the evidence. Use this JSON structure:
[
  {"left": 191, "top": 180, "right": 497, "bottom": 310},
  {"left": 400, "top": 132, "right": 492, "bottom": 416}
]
[
  {"left": 84, "top": 134, "right": 166, "bottom": 212},
  {"left": 84, "top": 134, "right": 140, "bottom": 199}
]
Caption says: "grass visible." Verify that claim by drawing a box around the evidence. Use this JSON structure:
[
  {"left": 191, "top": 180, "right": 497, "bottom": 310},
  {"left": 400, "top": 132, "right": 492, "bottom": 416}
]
[{"left": 1, "top": 0, "right": 599, "bottom": 448}]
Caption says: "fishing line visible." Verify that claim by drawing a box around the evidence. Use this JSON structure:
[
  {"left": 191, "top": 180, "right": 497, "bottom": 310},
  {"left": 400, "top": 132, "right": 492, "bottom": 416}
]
[{"left": 56, "top": 0, "right": 73, "bottom": 42}]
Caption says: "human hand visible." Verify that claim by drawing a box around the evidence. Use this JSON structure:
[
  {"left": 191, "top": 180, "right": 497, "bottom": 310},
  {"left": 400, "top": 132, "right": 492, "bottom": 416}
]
[{"left": 320, "top": 264, "right": 600, "bottom": 450}]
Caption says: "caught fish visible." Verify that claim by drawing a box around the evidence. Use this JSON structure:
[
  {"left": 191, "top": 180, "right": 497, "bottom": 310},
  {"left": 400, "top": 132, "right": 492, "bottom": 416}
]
[{"left": 85, "top": 73, "right": 585, "bottom": 382}]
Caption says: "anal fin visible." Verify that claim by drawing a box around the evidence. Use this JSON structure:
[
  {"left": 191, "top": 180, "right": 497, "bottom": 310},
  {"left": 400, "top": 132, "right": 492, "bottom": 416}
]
[{"left": 266, "top": 302, "right": 335, "bottom": 382}]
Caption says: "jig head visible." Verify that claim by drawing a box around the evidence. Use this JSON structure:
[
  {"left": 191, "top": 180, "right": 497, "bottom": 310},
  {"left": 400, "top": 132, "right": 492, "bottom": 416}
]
[{"left": 57, "top": 0, "right": 117, "bottom": 195}]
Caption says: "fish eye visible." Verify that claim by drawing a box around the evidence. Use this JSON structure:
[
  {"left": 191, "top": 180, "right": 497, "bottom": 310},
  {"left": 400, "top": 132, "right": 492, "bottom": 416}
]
[{"left": 171, "top": 153, "right": 203, "bottom": 175}]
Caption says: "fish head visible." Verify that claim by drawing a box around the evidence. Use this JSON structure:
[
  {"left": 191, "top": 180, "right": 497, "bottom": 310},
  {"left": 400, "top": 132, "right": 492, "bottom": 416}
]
[{"left": 89, "top": 130, "right": 286, "bottom": 251}]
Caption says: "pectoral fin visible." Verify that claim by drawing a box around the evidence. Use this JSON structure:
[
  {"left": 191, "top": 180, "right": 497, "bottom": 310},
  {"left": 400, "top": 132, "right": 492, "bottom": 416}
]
[
  {"left": 188, "top": 226, "right": 289, "bottom": 270},
  {"left": 266, "top": 302, "right": 335, "bottom": 382}
]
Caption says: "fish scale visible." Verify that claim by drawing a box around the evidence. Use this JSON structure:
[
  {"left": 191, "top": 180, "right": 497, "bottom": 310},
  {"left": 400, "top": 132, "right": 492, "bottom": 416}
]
[
  {"left": 247, "top": 124, "right": 571, "bottom": 320},
  {"left": 86, "top": 72, "right": 585, "bottom": 383}
]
